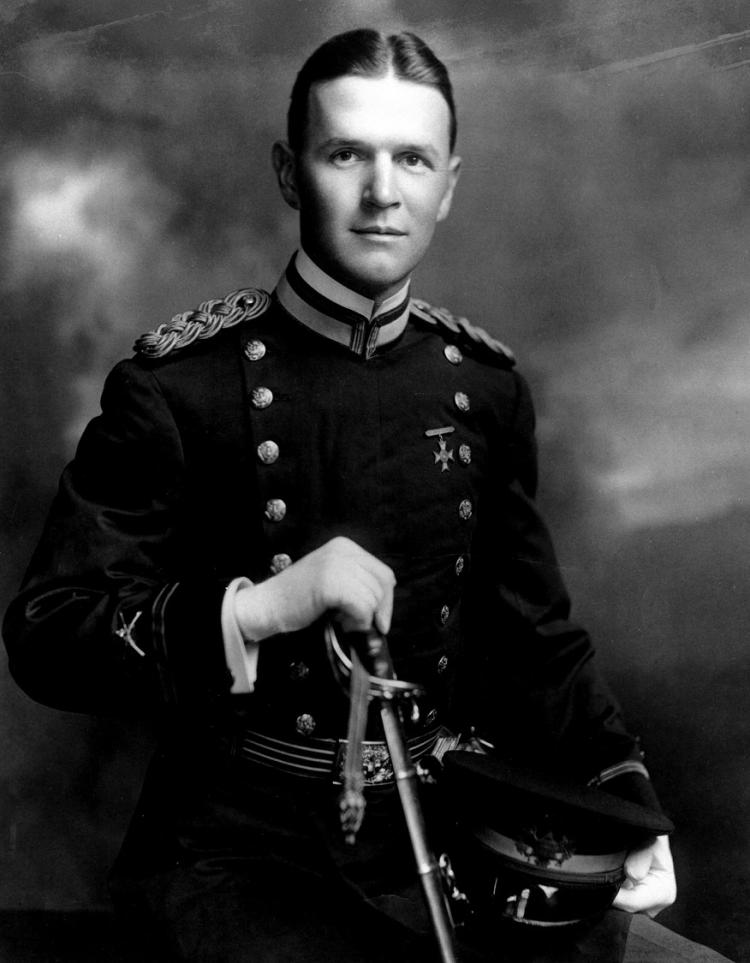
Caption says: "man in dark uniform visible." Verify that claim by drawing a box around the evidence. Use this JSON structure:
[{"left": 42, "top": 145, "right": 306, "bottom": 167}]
[{"left": 3, "top": 28, "right": 730, "bottom": 962}]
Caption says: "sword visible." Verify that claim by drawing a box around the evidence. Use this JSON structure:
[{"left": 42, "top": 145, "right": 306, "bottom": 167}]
[{"left": 325, "top": 622, "right": 458, "bottom": 963}]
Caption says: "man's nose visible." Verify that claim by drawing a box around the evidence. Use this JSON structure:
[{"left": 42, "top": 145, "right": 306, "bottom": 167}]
[{"left": 362, "top": 156, "right": 400, "bottom": 208}]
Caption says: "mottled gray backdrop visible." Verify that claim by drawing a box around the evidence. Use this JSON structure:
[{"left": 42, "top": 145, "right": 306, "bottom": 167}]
[{"left": 1, "top": 1, "right": 749, "bottom": 959}]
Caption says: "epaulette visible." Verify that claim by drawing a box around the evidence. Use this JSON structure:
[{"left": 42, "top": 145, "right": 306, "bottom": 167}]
[
  {"left": 410, "top": 298, "right": 516, "bottom": 367},
  {"left": 134, "top": 287, "right": 271, "bottom": 359}
]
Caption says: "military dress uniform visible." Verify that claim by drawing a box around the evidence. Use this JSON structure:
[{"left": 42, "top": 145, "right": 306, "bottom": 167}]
[{"left": 2, "top": 251, "right": 730, "bottom": 962}]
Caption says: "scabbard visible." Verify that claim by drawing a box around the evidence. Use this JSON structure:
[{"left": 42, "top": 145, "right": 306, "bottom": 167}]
[
  {"left": 327, "top": 624, "right": 458, "bottom": 962},
  {"left": 381, "top": 697, "right": 458, "bottom": 963}
]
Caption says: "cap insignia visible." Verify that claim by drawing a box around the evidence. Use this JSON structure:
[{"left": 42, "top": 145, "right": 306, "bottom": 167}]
[{"left": 516, "top": 828, "right": 576, "bottom": 869}]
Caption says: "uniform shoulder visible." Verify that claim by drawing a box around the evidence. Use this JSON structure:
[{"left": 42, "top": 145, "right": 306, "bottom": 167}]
[
  {"left": 133, "top": 287, "right": 271, "bottom": 360},
  {"left": 410, "top": 298, "right": 516, "bottom": 368}
]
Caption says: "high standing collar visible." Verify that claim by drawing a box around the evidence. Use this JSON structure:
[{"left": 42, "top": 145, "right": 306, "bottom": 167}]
[{"left": 274, "top": 249, "right": 411, "bottom": 358}]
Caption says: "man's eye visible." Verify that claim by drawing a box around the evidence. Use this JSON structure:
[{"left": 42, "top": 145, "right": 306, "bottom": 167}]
[
  {"left": 401, "top": 153, "right": 428, "bottom": 169},
  {"left": 331, "top": 149, "right": 358, "bottom": 165}
]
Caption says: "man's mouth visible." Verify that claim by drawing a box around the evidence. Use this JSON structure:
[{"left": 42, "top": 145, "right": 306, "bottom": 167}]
[{"left": 352, "top": 226, "right": 407, "bottom": 236}]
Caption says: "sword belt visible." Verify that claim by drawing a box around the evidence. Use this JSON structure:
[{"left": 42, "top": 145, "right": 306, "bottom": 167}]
[{"left": 228, "top": 725, "right": 440, "bottom": 786}]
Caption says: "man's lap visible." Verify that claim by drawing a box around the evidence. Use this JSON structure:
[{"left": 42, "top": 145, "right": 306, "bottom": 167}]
[
  {"left": 111, "top": 762, "right": 732, "bottom": 961},
  {"left": 622, "top": 913, "right": 731, "bottom": 963},
  {"left": 120, "top": 859, "right": 731, "bottom": 962}
]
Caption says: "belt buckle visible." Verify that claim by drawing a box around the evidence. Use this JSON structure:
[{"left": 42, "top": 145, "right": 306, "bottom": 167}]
[{"left": 334, "top": 741, "right": 394, "bottom": 786}]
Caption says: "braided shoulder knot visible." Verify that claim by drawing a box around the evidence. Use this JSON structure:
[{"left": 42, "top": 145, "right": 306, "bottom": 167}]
[
  {"left": 134, "top": 288, "right": 271, "bottom": 359},
  {"left": 411, "top": 298, "right": 515, "bottom": 365}
]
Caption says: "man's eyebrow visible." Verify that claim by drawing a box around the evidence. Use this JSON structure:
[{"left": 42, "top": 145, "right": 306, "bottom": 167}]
[
  {"left": 316, "top": 137, "right": 441, "bottom": 160},
  {"left": 317, "top": 137, "right": 367, "bottom": 150},
  {"left": 400, "top": 143, "right": 440, "bottom": 161}
]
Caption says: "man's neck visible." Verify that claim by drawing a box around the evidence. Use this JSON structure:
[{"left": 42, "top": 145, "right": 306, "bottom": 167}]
[
  {"left": 295, "top": 248, "right": 410, "bottom": 320},
  {"left": 274, "top": 249, "right": 412, "bottom": 359}
]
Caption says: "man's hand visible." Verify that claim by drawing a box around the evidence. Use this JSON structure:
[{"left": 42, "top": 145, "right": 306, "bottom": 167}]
[
  {"left": 234, "top": 537, "right": 396, "bottom": 641},
  {"left": 612, "top": 834, "right": 676, "bottom": 918}
]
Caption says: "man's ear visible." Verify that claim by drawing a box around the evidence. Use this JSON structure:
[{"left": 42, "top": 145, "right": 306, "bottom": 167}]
[
  {"left": 272, "top": 141, "right": 300, "bottom": 210},
  {"left": 436, "top": 154, "right": 462, "bottom": 223}
]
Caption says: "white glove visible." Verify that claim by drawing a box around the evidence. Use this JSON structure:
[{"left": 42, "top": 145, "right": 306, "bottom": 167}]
[
  {"left": 613, "top": 834, "right": 676, "bottom": 918},
  {"left": 234, "top": 536, "right": 396, "bottom": 642}
]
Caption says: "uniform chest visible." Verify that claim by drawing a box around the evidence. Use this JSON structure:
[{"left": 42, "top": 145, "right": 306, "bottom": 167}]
[{"left": 240, "top": 318, "right": 514, "bottom": 570}]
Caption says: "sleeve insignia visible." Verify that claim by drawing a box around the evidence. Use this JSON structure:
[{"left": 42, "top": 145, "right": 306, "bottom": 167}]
[
  {"left": 411, "top": 298, "right": 516, "bottom": 366},
  {"left": 134, "top": 287, "right": 271, "bottom": 359}
]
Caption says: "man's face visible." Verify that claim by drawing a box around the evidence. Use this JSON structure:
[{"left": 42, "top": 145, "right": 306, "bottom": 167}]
[{"left": 276, "top": 72, "right": 460, "bottom": 301}]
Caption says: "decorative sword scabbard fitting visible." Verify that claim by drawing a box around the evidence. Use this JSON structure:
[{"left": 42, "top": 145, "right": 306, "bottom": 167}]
[
  {"left": 324, "top": 622, "right": 424, "bottom": 702},
  {"left": 325, "top": 622, "right": 424, "bottom": 846}
]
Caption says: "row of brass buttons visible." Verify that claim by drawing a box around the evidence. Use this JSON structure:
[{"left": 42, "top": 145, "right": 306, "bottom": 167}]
[
  {"left": 435, "top": 552, "right": 465, "bottom": 674},
  {"left": 247, "top": 337, "right": 310, "bottom": 735},
  {"left": 436, "top": 340, "right": 471, "bottom": 713},
  {"left": 245, "top": 338, "right": 293, "bottom": 577}
]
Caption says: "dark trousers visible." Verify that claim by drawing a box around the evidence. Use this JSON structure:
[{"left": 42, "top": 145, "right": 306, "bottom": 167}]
[
  {"left": 117, "top": 875, "right": 731, "bottom": 962},
  {"left": 110, "top": 754, "right": 731, "bottom": 963}
]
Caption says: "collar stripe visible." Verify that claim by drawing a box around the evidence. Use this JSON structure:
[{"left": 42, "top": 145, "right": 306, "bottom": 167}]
[
  {"left": 286, "top": 257, "right": 410, "bottom": 329},
  {"left": 286, "top": 258, "right": 367, "bottom": 329},
  {"left": 275, "top": 254, "right": 411, "bottom": 358}
]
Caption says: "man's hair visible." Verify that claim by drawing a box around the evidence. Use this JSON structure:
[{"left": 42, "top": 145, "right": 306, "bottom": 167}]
[{"left": 288, "top": 29, "right": 457, "bottom": 153}]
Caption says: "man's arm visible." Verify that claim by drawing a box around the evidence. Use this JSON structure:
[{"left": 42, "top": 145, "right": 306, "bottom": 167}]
[
  {"left": 465, "top": 372, "right": 645, "bottom": 781},
  {"left": 466, "top": 369, "right": 675, "bottom": 915},
  {"left": 3, "top": 360, "right": 232, "bottom": 715},
  {"left": 3, "top": 359, "right": 397, "bottom": 716}
]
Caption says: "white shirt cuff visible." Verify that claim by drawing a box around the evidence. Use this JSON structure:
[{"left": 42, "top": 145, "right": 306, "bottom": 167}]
[{"left": 221, "top": 576, "right": 259, "bottom": 694}]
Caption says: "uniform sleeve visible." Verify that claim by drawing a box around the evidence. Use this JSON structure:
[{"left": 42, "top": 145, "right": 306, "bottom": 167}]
[
  {"left": 464, "top": 370, "right": 660, "bottom": 811},
  {"left": 2, "top": 360, "right": 234, "bottom": 718}
]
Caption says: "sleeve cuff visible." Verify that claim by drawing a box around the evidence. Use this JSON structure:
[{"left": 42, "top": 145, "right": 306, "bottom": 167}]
[
  {"left": 590, "top": 760, "right": 651, "bottom": 785},
  {"left": 222, "top": 577, "right": 259, "bottom": 694},
  {"left": 590, "top": 760, "right": 665, "bottom": 815}
]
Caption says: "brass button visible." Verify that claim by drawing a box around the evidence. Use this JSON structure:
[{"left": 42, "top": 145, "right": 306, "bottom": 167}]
[
  {"left": 251, "top": 386, "right": 273, "bottom": 409},
  {"left": 437, "top": 655, "right": 449, "bottom": 674},
  {"left": 454, "top": 391, "right": 470, "bottom": 413},
  {"left": 424, "top": 708, "right": 438, "bottom": 727},
  {"left": 459, "top": 498, "right": 473, "bottom": 521},
  {"left": 270, "top": 553, "right": 292, "bottom": 574},
  {"left": 444, "top": 344, "right": 463, "bottom": 365},
  {"left": 459, "top": 444, "right": 472, "bottom": 465},
  {"left": 296, "top": 713, "right": 316, "bottom": 736},
  {"left": 244, "top": 339, "right": 266, "bottom": 362},
  {"left": 455, "top": 555, "right": 465, "bottom": 577},
  {"left": 440, "top": 604, "right": 450, "bottom": 626},
  {"left": 264, "top": 498, "right": 287, "bottom": 522},
  {"left": 257, "top": 440, "right": 279, "bottom": 464},
  {"left": 289, "top": 661, "right": 310, "bottom": 681}
]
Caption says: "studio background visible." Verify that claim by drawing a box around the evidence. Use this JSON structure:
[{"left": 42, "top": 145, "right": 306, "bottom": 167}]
[{"left": 1, "top": 1, "right": 749, "bottom": 960}]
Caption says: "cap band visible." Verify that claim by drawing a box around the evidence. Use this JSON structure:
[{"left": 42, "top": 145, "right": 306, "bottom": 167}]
[{"left": 472, "top": 825, "right": 626, "bottom": 878}]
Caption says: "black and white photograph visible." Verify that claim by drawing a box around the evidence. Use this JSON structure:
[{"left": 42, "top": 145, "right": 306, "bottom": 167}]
[{"left": 1, "top": 2, "right": 749, "bottom": 960}]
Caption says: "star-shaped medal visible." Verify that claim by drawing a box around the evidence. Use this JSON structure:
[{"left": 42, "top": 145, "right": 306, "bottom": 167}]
[
  {"left": 434, "top": 435, "right": 455, "bottom": 472},
  {"left": 425, "top": 426, "right": 456, "bottom": 473}
]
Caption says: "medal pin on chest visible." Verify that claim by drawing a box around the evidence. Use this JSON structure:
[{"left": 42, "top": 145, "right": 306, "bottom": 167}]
[{"left": 425, "top": 426, "right": 455, "bottom": 472}]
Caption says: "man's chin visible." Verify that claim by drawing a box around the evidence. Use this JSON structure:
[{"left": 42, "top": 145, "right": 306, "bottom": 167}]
[{"left": 337, "top": 256, "right": 415, "bottom": 300}]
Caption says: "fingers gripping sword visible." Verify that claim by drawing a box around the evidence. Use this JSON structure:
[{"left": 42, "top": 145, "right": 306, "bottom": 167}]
[{"left": 325, "top": 623, "right": 458, "bottom": 963}]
